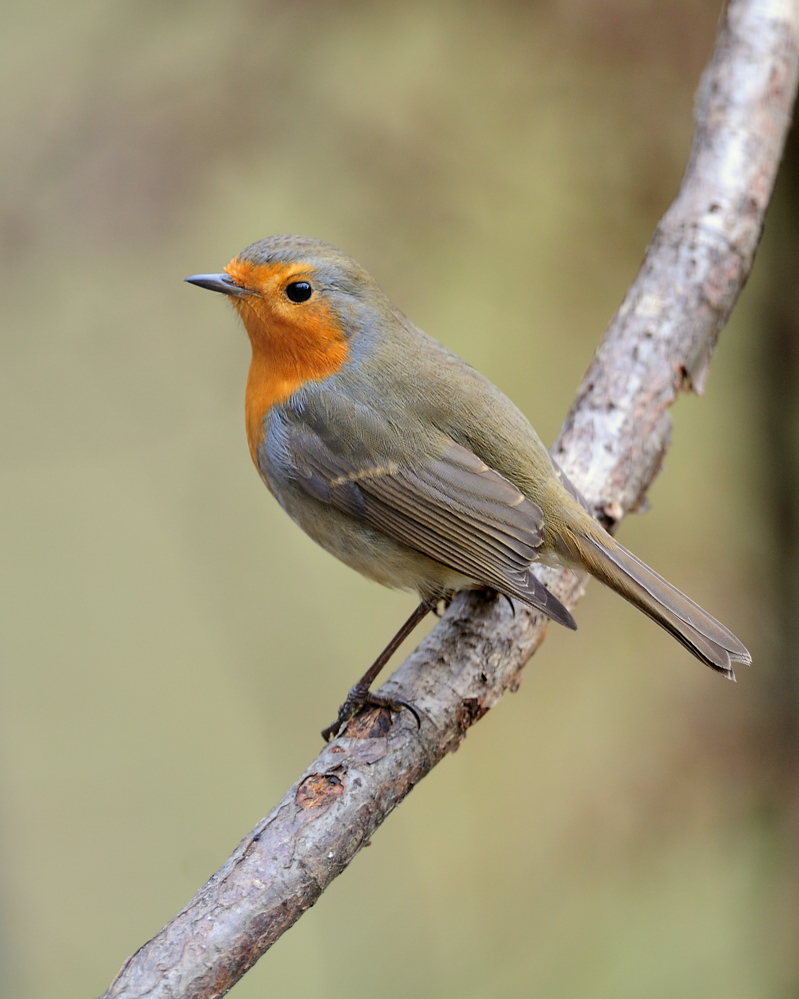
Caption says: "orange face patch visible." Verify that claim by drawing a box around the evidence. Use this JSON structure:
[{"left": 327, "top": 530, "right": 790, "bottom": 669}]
[{"left": 224, "top": 258, "right": 349, "bottom": 464}]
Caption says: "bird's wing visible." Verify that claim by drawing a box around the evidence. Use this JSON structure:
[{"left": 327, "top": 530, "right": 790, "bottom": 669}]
[{"left": 286, "top": 422, "right": 576, "bottom": 629}]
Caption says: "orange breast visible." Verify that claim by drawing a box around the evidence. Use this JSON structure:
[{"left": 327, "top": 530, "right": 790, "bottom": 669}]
[{"left": 226, "top": 259, "right": 350, "bottom": 465}]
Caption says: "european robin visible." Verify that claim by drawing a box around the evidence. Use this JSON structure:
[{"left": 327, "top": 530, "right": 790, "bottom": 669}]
[{"left": 186, "top": 236, "right": 751, "bottom": 739}]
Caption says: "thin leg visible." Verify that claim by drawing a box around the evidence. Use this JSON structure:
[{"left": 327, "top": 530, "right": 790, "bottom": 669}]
[{"left": 321, "top": 598, "right": 436, "bottom": 742}]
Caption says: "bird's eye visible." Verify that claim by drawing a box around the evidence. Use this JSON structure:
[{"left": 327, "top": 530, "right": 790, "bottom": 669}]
[{"left": 285, "top": 281, "right": 313, "bottom": 303}]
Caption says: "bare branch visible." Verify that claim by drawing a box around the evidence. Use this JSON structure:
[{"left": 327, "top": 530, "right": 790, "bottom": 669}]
[{"left": 101, "top": 2, "right": 799, "bottom": 997}]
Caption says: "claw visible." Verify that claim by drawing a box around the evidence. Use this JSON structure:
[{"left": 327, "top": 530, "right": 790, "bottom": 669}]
[{"left": 321, "top": 687, "right": 422, "bottom": 742}]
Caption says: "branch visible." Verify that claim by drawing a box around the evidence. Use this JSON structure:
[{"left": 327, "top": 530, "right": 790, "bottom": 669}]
[{"left": 101, "top": 2, "right": 799, "bottom": 996}]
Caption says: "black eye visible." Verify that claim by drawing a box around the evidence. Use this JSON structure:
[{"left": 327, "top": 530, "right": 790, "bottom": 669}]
[{"left": 285, "top": 281, "right": 312, "bottom": 303}]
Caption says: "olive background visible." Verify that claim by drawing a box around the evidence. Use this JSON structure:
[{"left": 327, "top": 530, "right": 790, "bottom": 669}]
[{"left": 1, "top": 2, "right": 798, "bottom": 997}]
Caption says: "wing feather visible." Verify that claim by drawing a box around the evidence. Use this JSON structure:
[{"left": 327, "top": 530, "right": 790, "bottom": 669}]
[{"left": 289, "top": 426, "right": 575, "bottom": 628}]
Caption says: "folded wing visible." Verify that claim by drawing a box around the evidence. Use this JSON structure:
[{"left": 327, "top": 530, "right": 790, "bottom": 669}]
[{"left": 288, "top": 425, "right": 576, "bottom": 629}]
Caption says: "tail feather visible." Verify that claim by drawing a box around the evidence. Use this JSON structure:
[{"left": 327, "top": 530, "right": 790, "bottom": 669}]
[{"left": 574, "top": 531, "right": 751, "bottom": 679}]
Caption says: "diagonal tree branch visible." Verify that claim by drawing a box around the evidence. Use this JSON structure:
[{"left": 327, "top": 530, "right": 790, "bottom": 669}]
[{"left": 101, "top": 2, "right": 799, "bottom": 996}]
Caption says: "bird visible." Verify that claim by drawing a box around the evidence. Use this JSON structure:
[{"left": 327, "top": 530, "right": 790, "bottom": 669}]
[{"left": 186, "top": 235, "right": 751, "bottom": 739}]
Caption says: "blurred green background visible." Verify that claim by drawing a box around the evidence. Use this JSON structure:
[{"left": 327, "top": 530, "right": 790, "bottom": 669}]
[{"left": 2, "top": 1, "right": 798, "bottom": 996}]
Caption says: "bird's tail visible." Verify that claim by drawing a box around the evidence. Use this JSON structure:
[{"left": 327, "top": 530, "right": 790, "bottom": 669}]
[{"left": 567, "top": 528, "right": 751, "bottom": 679}]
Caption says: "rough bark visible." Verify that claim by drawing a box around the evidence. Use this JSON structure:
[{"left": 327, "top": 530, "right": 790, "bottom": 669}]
[{"left": 101, "top": 1, "right": 799, "bottom": 996}]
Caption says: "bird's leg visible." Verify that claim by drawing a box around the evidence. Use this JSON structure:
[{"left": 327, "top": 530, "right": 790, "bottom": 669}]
[{"left": 321, "top": 598, "right": 436, "bottom": 742}]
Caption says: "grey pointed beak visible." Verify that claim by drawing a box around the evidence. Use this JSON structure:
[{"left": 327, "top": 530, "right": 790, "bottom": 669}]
[{"left": 184, "top": 273, "right": 251, "bottom": 297}]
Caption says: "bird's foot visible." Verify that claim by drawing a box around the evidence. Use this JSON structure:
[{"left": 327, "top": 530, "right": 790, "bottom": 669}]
[{"left": 321, "top": 684, "right": 421, "bottom": 742}]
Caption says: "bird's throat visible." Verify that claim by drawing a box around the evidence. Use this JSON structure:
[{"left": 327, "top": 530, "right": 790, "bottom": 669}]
[{"left": 243, "top": 319, "right": 348, "bottom": 466}]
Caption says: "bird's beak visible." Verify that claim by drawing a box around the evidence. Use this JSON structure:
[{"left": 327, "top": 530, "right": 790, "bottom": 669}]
[{"left": 184, "top": 273, "right": 251, "bottom": 297}]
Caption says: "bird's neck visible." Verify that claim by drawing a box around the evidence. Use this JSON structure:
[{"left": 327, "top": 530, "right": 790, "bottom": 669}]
[{"left": 243, "top": 319, "right": 348, "bottom": 466}]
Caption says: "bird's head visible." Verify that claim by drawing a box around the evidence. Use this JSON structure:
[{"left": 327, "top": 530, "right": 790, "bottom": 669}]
[{"left": 186, "top": 235, "right": 382, "bottom": 356}]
